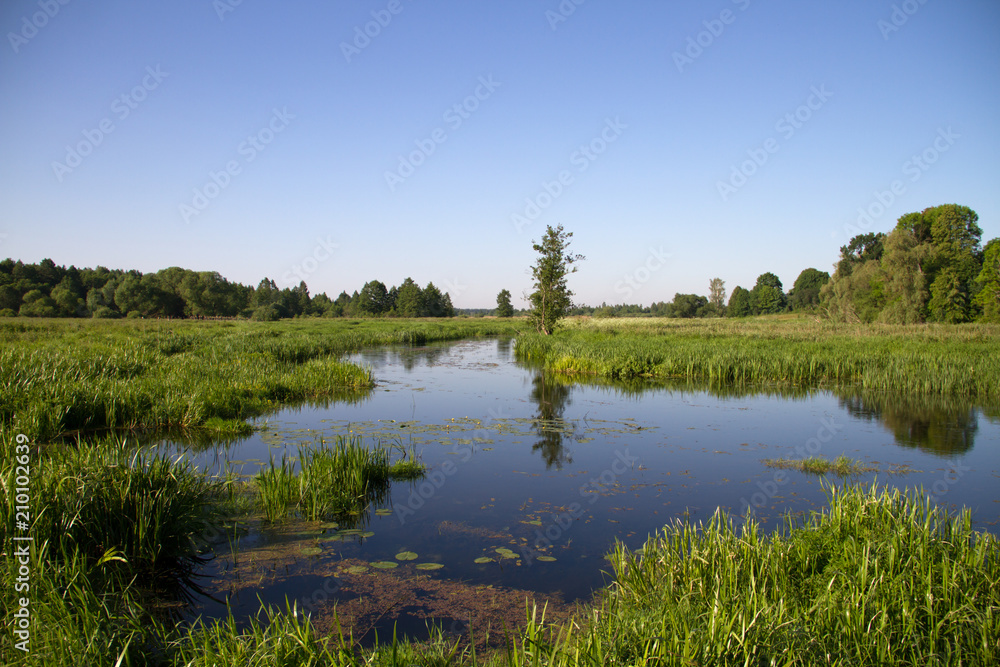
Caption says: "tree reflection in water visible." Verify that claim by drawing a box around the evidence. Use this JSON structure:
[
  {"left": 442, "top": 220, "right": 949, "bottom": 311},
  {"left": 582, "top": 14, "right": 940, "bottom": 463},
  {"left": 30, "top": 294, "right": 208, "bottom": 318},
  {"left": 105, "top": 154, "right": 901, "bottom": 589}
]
[{"left": 527, "top": 372, "right": 578, "bottom": 469}]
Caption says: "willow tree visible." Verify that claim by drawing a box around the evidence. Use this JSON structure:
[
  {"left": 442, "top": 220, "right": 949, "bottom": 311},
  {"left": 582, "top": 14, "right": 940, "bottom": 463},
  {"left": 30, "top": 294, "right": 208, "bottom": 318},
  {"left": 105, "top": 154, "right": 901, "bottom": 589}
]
[{"left": 528, "top": 225, "right": 584, "bottom": 335}]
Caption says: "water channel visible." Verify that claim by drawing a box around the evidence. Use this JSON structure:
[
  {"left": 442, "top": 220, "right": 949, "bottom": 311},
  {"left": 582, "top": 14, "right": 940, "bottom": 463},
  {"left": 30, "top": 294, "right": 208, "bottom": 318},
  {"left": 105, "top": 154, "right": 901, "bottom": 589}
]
[{"left": 170, "top": 339, "right": 1000, "bottom": 645}]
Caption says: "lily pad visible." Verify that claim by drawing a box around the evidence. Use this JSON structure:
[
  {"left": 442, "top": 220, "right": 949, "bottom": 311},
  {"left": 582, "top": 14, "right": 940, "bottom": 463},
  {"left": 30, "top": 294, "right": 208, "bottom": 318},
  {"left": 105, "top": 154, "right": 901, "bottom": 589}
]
[
  {"left": 360, "top": 531, "right": 375, "bottom": 538},
  {"left": 474, "top": 557, "right": 493, "bottom": 564},
  {"left": 371, "top": 561, "right": 398, "bottom": 569},
  {"left": 415, "top": 563, "right": 444, "bottom": 570},
  {"left": 300, "top": 546, "right": 323, "bottom": 556},
  {"left": 536, "top": 556, "right": 557, "bottom": 562},
  {"left": 320, "top": 522, "right": 340, "bottom": 529},
  {"left": 322, "top": 533, "right": 349, "bottom": 542},
  {"left": 395, "top": 551, "right": 418, "bottom": 561},
  {"left": 495, "top": 548, "right": 518, "bottom": 560},
  {"left": 344, "top": 565, "right": 368, "bottom": 574}
]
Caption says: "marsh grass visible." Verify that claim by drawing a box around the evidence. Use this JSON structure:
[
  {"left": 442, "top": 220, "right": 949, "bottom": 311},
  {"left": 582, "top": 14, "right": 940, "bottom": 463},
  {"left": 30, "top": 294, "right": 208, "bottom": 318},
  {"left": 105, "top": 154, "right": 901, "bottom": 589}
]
[
  {"left": 7, "top": 439, "right": 221, "bottom": 590},
  {"left": 255, "top": 436, "right": 424, "bottom": 522},
  {"left": 0, "top": 317, "right": 519, "bottom": 442},
  {"left": 515, "top": 316, "right": 1000, "bottom": 400},
  {"left": 0, "top": 435, "right": 227, "bottom": 664},
  {"left": 505, "top": 484, "right": 1000, "bottom": 666},
  {"left": 763, "top": 454, "right": 877, "bottom": 476}
]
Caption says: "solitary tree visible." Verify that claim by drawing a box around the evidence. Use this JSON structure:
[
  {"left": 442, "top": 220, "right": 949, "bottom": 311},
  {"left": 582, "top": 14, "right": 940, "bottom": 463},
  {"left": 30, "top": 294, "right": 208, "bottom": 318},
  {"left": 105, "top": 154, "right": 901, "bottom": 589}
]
[
  {"left": 528, "top": 225, "right": 584, "bottom": 334},
  {"left": 708, "top": 278, "right": 726, "bottom": 309},
  {"left": 496, "top": 289, "right": 514, "bottom": 317}
]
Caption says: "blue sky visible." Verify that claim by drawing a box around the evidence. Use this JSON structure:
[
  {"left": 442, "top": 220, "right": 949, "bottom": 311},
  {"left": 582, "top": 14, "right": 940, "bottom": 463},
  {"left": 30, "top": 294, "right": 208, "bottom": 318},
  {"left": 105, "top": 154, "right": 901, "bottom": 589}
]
[{"left": 2, "top": 0, "right": 998, "bottom": 308}]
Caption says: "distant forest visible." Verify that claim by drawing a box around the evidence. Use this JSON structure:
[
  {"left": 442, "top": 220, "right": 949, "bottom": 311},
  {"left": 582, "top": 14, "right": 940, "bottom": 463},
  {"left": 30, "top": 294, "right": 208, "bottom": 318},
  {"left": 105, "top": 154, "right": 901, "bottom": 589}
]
[
  {"left": 3, "top": 205, "right": 997, "bottom": 323},
  {"left": 0, "top": 259, "right": 454, "bottom": 320}
]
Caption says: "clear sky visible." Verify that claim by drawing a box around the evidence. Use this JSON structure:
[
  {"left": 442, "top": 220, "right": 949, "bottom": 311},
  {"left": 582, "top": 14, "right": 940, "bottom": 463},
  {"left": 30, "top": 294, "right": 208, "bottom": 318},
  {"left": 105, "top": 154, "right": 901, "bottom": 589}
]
[{"left": 2, "top": 0, "right": 998, "bottom": 309}]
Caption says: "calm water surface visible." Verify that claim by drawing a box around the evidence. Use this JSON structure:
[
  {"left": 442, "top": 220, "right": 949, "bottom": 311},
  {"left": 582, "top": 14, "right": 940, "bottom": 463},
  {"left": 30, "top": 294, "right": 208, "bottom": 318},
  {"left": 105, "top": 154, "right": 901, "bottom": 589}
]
[{"left": 175, "top": 339, "right": 1000, "bottom": 644}]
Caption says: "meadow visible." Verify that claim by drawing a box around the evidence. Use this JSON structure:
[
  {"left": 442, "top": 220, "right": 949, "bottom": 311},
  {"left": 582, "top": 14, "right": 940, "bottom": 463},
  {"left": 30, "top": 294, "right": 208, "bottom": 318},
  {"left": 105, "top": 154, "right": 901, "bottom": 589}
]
[{"left": 2, "top": 315, "right": 999, "bottom": 665}]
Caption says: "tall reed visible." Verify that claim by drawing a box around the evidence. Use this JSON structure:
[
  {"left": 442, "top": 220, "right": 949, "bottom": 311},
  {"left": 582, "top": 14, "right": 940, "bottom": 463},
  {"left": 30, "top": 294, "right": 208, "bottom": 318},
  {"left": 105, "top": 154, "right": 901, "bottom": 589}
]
[{"left": 255, "top": 436, "right": 418, "bottom": 522}]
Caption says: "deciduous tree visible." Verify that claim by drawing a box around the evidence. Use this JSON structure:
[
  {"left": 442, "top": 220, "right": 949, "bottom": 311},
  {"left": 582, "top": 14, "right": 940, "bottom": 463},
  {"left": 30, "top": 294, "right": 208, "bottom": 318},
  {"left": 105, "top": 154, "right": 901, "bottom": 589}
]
[
  {"left": 528, "top": 225, "right": 584, "bottom": 335},
  {"left": 496, "top": 289, "right": 514, "bottom": 317}
]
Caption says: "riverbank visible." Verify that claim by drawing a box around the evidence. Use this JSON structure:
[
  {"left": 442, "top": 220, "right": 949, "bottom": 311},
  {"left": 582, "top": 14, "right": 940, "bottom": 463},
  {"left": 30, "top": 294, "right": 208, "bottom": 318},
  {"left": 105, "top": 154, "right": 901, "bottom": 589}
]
[{"left": 515, "top": 316, "right": 1000, "bottom": 400}]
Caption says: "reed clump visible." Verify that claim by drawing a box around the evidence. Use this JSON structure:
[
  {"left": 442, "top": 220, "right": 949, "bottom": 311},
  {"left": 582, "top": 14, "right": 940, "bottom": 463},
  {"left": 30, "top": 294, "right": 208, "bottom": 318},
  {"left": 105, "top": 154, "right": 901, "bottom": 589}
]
[
  {"left": 255, "top": 436, "right": 425, "bottom": 522},
  {"left": 763, "top": 454, "right": 876, "bottom": 476}
]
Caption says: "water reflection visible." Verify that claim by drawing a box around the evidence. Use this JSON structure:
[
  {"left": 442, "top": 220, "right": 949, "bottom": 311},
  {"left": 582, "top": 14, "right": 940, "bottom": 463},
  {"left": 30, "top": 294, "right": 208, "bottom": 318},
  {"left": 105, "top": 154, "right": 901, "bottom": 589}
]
[
  {"left": 837, "top": 392, "right": 980, "bottom": 457},
  {"left": 518, "top": 361, "right": 990, "bottom": 458},
  {"left": 528, "top": 373, "right": 576, "bottom": 469},
  {"left": 355, "top": 345, "right": 452, "bottom": 372}
]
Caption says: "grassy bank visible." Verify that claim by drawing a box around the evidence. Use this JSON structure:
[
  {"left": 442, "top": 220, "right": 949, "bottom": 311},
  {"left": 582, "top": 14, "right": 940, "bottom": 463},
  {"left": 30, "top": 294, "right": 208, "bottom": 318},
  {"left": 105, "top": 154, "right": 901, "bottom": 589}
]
[
  {"left": 512, "top": 484, "right": 1000, "bottom": 666},
  {"left": 24, "top": 483, "right": 989, "bottom": 666},
  {"left": 0, "top": 317, "right": 519, "bottom": 442},
  {"left": 514, "top": 316, "right": 1000, "bottom": 400}
]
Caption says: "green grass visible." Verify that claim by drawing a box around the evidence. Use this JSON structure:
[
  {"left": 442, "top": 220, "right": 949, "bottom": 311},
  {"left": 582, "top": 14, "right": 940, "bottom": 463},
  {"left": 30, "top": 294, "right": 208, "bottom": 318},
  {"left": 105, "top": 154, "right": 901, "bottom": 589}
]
[
  {"left": 255, "top": 436, "right": 423, "bottom": 522},
  {"left": 0, "top": 434, "right": 228, "bottom": 664},
  {"left": 514, "top": 316, "right": 1000, "bottom": 400},
  {"left": 0, "top": 317, "right": 519, "bottom": 442},
  {"left": 763, "top": 455, "right": 877, "bottom": 476},
  {"left": 489, "top": 484, "right": 1000, "bottom": 666}
]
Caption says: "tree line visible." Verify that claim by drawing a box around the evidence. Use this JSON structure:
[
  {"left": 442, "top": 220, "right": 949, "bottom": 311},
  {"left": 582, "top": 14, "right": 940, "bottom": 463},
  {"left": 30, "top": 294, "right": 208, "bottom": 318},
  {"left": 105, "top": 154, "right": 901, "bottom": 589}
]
[
  {"left": 541, "top": 205, "right": 996, "bottom": 324},
  {"left": 5, "top": 204, "right": 994, "bottom": 325},
  {"left": 0, "top": 260, "right": 454, "bottom": 320}
]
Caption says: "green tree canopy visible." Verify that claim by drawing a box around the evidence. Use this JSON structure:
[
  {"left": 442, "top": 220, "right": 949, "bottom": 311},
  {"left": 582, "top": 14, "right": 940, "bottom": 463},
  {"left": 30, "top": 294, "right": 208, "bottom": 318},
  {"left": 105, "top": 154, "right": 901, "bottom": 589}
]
[
  {"left": 974, "top": 238, "right": 1000, "bottom": 322},
  {"left": 496, "top": 289, "right": 514, "bottom": 317},
  {"left": 789, "top": 269, "right": 830, "bottom": 311},
  {"left": 751, "top": 273, "right": 787, "bottom": 314},
  {"left": 394, "top": 278, "right": 425, "bottom": 317},
  {"left": 727, "top": 286, "right": 753, "bottom": 317},
  {"left": 357, "top": 280, "right": 391, "bottom": 315}
]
